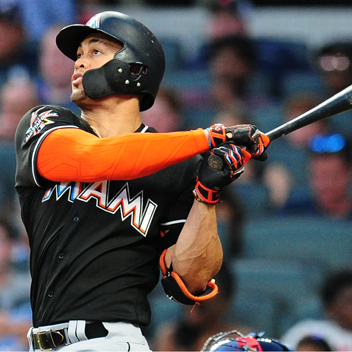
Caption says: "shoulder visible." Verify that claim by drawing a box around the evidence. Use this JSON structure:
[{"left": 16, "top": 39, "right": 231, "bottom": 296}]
[
  {"left": 16, "top": 105, "right": 90, "bottom": 143},
  {"left": 25, "top": 104, "right": 77, "bottom": 117},
  {"left": 19, "top": 104, "right": 79, "bottom": 129}
]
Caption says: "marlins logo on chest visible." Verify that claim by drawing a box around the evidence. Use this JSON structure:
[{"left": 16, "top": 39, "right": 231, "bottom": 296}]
[{"left": 42, "top": 181, "right": 157, "bottom": 236}]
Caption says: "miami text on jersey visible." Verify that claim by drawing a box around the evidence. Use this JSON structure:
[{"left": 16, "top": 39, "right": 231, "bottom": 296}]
[{"left": 42, "top": 181, "right": 157, "bottom": 236}]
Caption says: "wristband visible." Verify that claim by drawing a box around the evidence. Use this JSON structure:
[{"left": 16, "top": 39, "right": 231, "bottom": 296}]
[
  {"left": 160, "top": 250, "right": 219, "bottom": 305},
  {"left": 193, "top": 179, "right": 220, "bottom": 204},
  {"left": 207, "top": 124, "right": 226, "bottom": 148}
]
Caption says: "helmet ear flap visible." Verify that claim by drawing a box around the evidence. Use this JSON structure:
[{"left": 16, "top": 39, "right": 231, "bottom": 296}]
[{"left": 82, "top": 58, "right": 153, "bottom": 110}]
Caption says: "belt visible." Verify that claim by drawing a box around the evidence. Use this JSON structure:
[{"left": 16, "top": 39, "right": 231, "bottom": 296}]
[{"left": 32, "top": 322, "right": 108, "bottom": 350}]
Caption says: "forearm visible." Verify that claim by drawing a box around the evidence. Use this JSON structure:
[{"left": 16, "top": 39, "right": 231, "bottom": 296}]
[
  {"left": 37, "top": 128, "right": 210, "bottom": 182},
  {"left": 165, "top": 200, "right": 223, "bottom": 294}
]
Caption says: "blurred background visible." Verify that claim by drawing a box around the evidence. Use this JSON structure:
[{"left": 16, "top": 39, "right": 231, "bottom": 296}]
[{"left": 1, "top": 0, "right": 352, "bottom": 350}]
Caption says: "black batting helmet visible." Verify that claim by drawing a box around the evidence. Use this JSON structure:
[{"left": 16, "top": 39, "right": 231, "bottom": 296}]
[
  {"left": 56, "top": 11, "right": 166, "bottom": 111},
  {"left": 201, "top": 330, "right": 293, "bottom": 351}
]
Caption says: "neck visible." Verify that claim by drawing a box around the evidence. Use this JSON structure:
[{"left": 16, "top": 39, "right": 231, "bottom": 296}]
[{"left": 79, "top": 95, "right": 142, "bottom": 137}]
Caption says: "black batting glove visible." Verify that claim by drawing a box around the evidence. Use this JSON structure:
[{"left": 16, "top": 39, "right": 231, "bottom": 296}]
[
  {"left": 207, "top": 123, "right": 270, "bottom": 161},
  {"left": 193, "top": 143, "right": 251, "bottom": 204}
]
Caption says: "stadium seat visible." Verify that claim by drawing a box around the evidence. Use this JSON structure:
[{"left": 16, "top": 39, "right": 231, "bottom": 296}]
[
  {"left": 281, "top": 71, "right": 325, "bottom": 98},
  {"left": 162, "top": 69, "right": 210, "bottom": 91},
  {"left": 229, "top": 258, "right": 323, "bottom": 337},
  {"left": 240, "top": 216, "right": 352, "bottom": 271},
  {"left": 250, "top": 103, "right": 284, "bottom": 133},
  {"left": 159, "top": 37, "right": 184, "bottom": 71},
  {"left": 232, "top": 182, "right": 270, "bottom": 218},
  {"left": 229, "top": 289, "right": 284, "bottom": 338},
  {"left": 230, "top": 258, "right": 320, "bottom": 303}
]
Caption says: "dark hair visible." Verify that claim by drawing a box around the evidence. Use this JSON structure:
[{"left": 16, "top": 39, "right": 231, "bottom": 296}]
[
  {"left": 210, "top": 34, "right": 257, "bottom": 68},
  {"left": 0, "top": 0, "right": 22, "bottom": 26},
  {"left": 321, "top": 269, "right": 352, "bottom": 309}
]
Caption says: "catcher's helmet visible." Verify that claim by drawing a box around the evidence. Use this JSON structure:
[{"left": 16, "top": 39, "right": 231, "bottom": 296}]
[
  {"left": 201, "top": 330, "right": 293, "bottom": 351},
  {"left": 56, "top": 11, "right": 166, "bottom": 111}
]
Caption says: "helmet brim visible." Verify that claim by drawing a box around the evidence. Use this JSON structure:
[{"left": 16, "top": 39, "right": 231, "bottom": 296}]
[{"left": 56, "top": 25, "right": 106, "bottom": 61}]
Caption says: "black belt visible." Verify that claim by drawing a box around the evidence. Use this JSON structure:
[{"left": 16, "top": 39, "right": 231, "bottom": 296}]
[{"left": 32, "top": 322, "right": 108, "bottom": 350}]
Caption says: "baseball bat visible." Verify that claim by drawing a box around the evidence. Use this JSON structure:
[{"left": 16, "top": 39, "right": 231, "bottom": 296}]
[
  {"left": 207, "top": 84, "right": 352, "bottom": 170},
  {"left": 266, "top": 83, "right": 352, "bottom": 141}
]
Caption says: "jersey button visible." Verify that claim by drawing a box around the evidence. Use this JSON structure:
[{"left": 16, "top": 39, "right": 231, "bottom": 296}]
[
  {"left": 48, "top": 291, "right": 54, "bottom": 298},
  {"left": 73, "top": 216, "right": 79, "bottom": 222},
  {"left": 58, "top": 253, "right": 64, "bottom": 259}
]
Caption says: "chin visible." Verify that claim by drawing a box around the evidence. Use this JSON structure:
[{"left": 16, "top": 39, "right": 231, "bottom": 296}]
[{"left": 71, "top": 89, "right": 88, "bottom": 105}]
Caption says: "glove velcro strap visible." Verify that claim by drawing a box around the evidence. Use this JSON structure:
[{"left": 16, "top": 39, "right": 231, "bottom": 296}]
[
  {"left": 252, "top": 132, "right": 271, "bottom": 159},
  {"left": 159, "top": 250, "right": 219, "bottom": 305},
  {"left": 193, "top": 180, "right": 220, "bottom": 204},
  {"left": 208, "top": 124, "right": 226, "bottom": 148}
]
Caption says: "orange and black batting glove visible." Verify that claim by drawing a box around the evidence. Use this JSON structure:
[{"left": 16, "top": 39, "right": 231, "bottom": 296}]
[
  {"left": 250, "top": 128, "right": 271, "bottom": 161},
  {"left": 193, "top": 143, "right": 251, "bottom": 204},
  {"left": 207, "top": 123, "right": 270, "bottom": 161}
]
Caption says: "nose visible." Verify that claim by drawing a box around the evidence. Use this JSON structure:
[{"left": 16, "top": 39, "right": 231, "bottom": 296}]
[{"left": 74, "top": 56, "right": 89, "bottom": 70}]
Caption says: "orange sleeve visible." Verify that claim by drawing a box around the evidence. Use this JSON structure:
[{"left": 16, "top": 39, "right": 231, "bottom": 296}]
[{"left": 37, "top": 128, "right": 209, "bottom": 182}]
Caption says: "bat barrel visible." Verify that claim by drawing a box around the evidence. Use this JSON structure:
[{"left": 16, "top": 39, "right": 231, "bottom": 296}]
[{"left": 266, "top": 84, "right": 352, "bottom": 141}]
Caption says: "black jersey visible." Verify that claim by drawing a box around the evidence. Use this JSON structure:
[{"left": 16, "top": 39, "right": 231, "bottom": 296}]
[{"left": 15, "top": 105, "right": 200, "bottom": 328}]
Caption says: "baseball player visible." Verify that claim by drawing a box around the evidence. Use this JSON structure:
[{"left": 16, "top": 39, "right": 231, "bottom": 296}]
[{"left": 14, "top": 11, "right": 269, "bottom": 351}]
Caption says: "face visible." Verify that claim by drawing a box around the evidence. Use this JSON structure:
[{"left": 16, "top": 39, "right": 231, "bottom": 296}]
[
  {"left": 0, "top": 82, "right": 40, "bottom": 138},
  {"left": 211, "top": 47, "right": 250, "bottom": 82},
  {"left": 0, "top": 21, "right": 23, "bottom": 61},
  {"left": 309, "top": 154, "right": 351, "bottom": 207},
  {"left": 70, "top": 33, "right": 123, "bottom": 104}
]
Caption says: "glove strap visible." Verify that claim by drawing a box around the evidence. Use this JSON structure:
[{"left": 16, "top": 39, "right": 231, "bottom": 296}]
[
  {"left": 208, "top": 124, "right": 226, "bottom": 148},
  {"left": 193, "top": 179, "right": 220, "bottom": 204}
]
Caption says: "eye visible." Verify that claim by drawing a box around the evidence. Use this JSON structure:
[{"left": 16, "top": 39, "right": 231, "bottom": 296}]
[{"left": 93, "top": 49, "right": 102, "bottom": 56}]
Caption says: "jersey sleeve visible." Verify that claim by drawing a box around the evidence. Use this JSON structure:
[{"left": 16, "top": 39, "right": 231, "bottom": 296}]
[
  {"left": 16, "top": 106, "right": 210, "bottom": 191},
  {"left": 15, "top": 105, "right": 85, "bottom": 189}
]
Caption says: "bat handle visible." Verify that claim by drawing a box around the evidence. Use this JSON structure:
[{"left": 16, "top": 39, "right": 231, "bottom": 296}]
[{"left": 266, "top": 128, "right": 283, "bottom": 142}]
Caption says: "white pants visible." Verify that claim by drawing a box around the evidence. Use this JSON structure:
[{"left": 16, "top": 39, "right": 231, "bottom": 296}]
[{"left": 28, "top": 321, "right": 151, "bottom": 351}]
